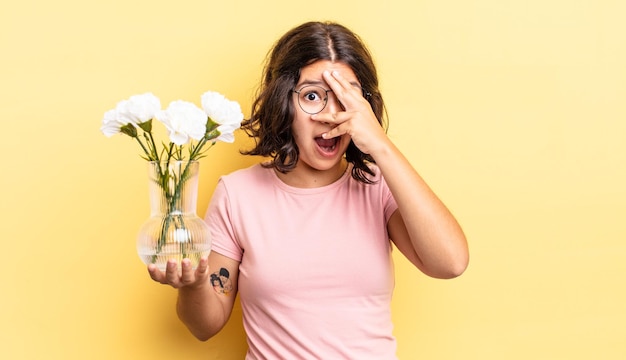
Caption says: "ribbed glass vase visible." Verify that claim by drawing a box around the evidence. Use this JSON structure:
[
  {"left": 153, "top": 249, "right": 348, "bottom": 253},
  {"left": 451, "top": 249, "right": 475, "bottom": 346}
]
[{"left": 136, "top": 160, "right": 211, "bottom": 271}]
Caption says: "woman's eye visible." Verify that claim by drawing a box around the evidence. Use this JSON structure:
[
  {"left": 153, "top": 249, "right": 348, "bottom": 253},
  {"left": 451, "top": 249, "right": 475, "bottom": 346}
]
[{"left": 304, "top": 92, "right": 321, "bottom": 102}]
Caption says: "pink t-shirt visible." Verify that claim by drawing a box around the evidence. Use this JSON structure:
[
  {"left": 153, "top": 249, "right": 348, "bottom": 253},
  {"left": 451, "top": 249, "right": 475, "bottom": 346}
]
[{"left": 206, "top": 163, "right": 399, "bottom": 359}]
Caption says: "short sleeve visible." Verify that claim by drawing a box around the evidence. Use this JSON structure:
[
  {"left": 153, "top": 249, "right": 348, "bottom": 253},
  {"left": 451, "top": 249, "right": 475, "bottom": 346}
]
[
  {"left": 380, "top": 174, "right": 398, "bottom": 223},
  {"left": 204, "top": 178, "right": 243, "bottom": 262}
]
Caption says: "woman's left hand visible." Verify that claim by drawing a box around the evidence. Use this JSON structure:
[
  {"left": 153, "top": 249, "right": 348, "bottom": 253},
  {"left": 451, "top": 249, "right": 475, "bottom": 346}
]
[{"left": 312, "top": 70, "right": 390, "bottom": 156}]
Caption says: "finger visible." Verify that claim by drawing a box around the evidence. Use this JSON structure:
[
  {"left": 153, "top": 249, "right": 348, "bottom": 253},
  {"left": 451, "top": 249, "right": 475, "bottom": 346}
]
[
  {"left": 324, "top": 71, "right": 370, "bottom": 113},
  {"left": 322, "top": 123, "right": 349, "bottom": 140},
  {"left": 322, "top": 70, "right": 339, "bottom": 90},
  {"left": 311, "top": 111, "right": 349, "bottom": 125},
  {"left": 165, "top": 260, "right": 181, "bottom": 287},
  {"left": 195, "top": 256, "right": 209, "bottom": 279},
  {"left": 323, "top": 70, "right": 351, "bottom": 91},
  {"left": 147, "top": 264, "right": 166, "bottom": 283},
  {"left": 322, "top": 71, "right": 353, "bottom": 107},
  {"left": 331, "top": 71, "right": 365, "bottom": 99},
  {"left": 180, "top": 258, "right": 195, "bottom": 285}
]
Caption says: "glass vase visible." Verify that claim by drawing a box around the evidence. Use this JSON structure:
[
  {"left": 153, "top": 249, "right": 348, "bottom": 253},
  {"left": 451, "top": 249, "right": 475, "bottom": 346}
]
[{"left": 136, "top": 160, "right": 211, "bottom": 271}]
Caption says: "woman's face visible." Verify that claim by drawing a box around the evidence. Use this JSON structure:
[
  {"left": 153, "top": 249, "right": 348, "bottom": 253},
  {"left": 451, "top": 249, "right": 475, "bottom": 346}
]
[{"left": 291, "top": 60, "right": 359, "bottom": 175}]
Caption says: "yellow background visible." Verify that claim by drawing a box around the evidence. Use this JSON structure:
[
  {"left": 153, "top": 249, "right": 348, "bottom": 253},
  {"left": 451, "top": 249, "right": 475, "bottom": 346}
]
[{"left": 1, "top": 0, "right": 624, "bottom": 359}]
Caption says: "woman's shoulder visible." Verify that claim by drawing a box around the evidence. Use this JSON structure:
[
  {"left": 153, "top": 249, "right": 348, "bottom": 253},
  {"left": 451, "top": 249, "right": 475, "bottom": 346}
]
[{"left": 220, "top": 162, "right": 274, "bottom": 188}]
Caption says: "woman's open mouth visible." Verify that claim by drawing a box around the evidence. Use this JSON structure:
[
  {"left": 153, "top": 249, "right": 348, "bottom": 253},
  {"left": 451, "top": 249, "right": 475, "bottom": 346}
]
[{"left": 314, "top": 136, "right": 339, "bottom": 155}]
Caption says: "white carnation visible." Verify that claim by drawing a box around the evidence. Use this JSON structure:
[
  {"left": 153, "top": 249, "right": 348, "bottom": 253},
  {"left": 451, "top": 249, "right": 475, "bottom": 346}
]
[
  {"left": 100, "top": 93, "right": 161, "bottom": 137},
  {"left": 100, "top": 109, "right": 122, "bottom": 137},
  {"left": 201, "top": 91, "right": 243, "bottom": 143},
  {"left": 156, "top": 100, "right": 208, "bottom": 145},
  {"left": 116, "top": 93, "right": 161, "bottom": 125},
  {"left": 215, "top": 123, "right": 239, "bottom": 143}
]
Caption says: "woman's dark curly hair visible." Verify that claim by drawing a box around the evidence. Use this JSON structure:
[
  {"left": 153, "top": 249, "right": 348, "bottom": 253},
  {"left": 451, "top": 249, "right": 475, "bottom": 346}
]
[{"left": 241, "top": 21, "right": 387, "bottom": 184}]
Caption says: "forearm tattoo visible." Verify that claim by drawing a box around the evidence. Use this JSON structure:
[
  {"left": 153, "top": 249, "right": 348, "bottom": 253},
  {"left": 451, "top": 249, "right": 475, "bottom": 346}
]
[{"left": 210, "top": 267, "right": 233, "bottom": 295}]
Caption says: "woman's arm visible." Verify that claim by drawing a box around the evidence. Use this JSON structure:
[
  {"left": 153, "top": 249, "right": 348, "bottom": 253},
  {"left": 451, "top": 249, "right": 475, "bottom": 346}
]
[
  {"left": 148, "top": 251, "right": 240, "bottom": 340},
  {"left": 316, "top": 70, "right": 469, "bottom": 278},
  {"left": 375, "top": 142, "right": 469, "bottom": 279}
]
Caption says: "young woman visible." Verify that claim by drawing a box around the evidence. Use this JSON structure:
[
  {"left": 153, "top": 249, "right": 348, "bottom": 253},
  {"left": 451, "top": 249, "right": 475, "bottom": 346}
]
[{"left": 149, "top": 21, "right": 469, "bottom": 359}]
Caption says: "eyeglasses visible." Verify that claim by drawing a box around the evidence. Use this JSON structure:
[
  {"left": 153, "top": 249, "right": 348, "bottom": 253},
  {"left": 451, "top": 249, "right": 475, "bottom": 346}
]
[{"left": 293, "top": 85, "right": 369, "bottom": 115}]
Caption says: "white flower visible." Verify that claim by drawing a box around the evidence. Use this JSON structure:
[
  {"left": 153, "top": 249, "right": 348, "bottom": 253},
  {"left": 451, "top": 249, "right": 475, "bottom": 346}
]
[
  {"left": 215, "top": 123, "right": 238, "bottom": 142},
  {"left": 156, "top": 100, "right": 207, "bottom": 145},
  {"left": 116, "top": 93, "right": 161, "bottom": 126},
  {"left": 100, "top": 109, "right": 122, "bottom": 137},
  {"left": 116, "top": 93, "right": 161, "bottom": 125},
  {"left": 201, "top": 91, "right": 243, "bottom": 143},
  {"left": 102, "top": 90, "right": 243, "bottom": 162},
  {"left": 100, "top": 93, "right": 161, "bottom": 137}
]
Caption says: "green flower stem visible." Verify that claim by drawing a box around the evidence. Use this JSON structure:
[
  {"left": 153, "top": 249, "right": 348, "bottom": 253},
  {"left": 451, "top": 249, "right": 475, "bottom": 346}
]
[
  {"left": 134, "top": 136, "right": 153, "bottom": 160},
  {"left": 189, "top": 137, "right": 217, "bottom": 161},
  {"left": 189, "top": 138, "right": 207, "bottom": 160},
  {"left": 152, "top": 160, "right": 195, "bottom": 262}
]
